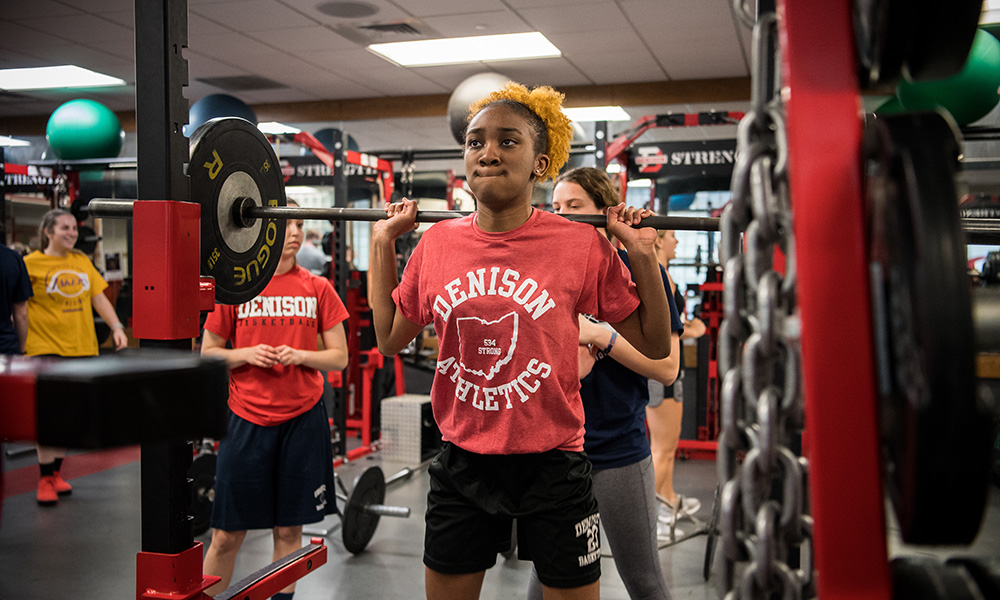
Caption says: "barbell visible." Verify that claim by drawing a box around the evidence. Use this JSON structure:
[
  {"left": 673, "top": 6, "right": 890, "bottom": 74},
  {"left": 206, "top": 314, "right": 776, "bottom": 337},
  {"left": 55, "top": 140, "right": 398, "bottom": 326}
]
[
  {"left": 86, "top": 117, "right": 722, "bottom": 305},
  {"left": 86, "top": 116, "right": 1000, "bottom": 306},
  {"left": 304, "top": 465, "right": 413, "bottom": 554},
  {"left": 338, "top": 465, "right": 410, "bottom": 555}
]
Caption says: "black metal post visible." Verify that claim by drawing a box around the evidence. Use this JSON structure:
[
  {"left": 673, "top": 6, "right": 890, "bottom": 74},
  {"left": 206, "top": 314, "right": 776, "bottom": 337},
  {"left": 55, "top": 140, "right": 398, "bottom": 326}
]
[
  {"left": 1, "top": 148, "right": 6, "bottom": 243},
  {"left": 135, "top": 0, "right": 195, "bottom": 555}
]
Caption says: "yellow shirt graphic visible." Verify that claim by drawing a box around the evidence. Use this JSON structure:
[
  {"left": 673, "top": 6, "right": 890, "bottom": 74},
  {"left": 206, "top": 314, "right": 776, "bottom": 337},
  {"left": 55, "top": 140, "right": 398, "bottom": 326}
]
[{"left": 23, "top": 250, "right": 109, "bottom": 357}]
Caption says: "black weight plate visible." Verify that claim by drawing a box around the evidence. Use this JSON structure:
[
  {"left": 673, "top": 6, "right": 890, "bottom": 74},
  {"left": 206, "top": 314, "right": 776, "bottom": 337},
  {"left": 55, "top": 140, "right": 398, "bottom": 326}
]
[
  {"left": 189, "top": 117, "right": 286, "bottom": 305},
  {"left": 891, "top": 557, "right": 982, "bottom": 600},
  {"left": 904, "top": 0, "right": 981, "bottom": 82},
  {"left": 993, "top": 425, "right": 1000, "bottom": 489},
  {"left": 853, "top": 0, "right": 913, "bottom": 89},
  {"left": 343, "top": 466, "right": 385, "bottom": 554},
  {"left": 188, "top": 451, "right": 216, "bottom": 536},
  {"left": 865, "top": 111, "right": 989, "bottom": 545}
]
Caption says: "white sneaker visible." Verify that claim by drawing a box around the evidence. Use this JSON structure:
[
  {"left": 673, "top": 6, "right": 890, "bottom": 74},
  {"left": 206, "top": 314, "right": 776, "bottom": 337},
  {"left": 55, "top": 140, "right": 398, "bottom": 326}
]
[
  {"left": 656, "top": 519, "right": 683, "bottom": 543},
  {"left": 657, "top": 502, "right": 678, "bottom": 525},
  {"left": 658, "top": 494, "right": 701, "bottom": 518}
]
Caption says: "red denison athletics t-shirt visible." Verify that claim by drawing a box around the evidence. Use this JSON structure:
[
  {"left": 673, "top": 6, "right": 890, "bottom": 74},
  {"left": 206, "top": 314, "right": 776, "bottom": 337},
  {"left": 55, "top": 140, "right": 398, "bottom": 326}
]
[
  {"left": 204, "top": 265, "right": 349, "bottom": 426},
  {"left": 392, "top": 209, "right": 639, "bottom": 454}
]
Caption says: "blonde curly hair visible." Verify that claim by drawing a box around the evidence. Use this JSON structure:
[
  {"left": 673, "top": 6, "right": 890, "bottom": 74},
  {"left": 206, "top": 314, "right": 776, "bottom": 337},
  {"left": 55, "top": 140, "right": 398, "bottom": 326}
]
[{"left": 465, "top": 82, "right": 573, "bottom": 181}]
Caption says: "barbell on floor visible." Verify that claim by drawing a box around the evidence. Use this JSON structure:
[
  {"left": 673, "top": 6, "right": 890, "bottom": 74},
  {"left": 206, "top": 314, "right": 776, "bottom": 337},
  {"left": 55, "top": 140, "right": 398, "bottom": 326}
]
[{"left": 302, "top": 465, "right": 412, "bottom": 555}]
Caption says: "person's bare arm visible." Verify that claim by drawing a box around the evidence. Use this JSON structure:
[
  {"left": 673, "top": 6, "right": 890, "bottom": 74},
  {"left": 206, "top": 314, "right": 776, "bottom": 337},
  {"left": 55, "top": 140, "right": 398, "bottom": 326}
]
[
  {"left": 604, "top": 205, "right": 671, "bottom": 359},
  {"left": 12, "top": 300, "right": 28, "bottom": 353},
  {"left": 91, "top": 292, "right": 128, "bottom": 350},
  {"left": 370, "top": 199, "right": 425, "bottom": 356},
  {"left": 681, "top": 316, "right": 706, "bottom": 340},
  {"left": 201, "top": 328, "right": 280, "bottom": 369},
  {"left": 274, "top": 323, "right": 349, "bottom": 371},
  {"left": 579, "top": 315, "right": 679, "bottom": 385}
]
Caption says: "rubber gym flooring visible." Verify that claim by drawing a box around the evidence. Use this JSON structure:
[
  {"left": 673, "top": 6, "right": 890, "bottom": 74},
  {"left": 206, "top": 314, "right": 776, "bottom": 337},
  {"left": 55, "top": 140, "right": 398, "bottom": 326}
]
[{"left": 2, "top": 438, "right": 999, "bottom": 599}]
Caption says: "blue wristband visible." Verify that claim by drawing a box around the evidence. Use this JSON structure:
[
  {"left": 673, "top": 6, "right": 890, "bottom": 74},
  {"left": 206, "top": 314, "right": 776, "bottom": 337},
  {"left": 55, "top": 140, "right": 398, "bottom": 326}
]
[{"left": 595, "top": 331, "right": 617, "bottom": 360}]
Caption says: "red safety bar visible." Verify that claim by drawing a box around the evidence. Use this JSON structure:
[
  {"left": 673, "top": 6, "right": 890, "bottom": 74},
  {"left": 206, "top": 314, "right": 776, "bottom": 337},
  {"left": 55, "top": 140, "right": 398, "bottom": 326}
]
[
  {"left": 135, "top": 539, "right": 326, "bottom": 600},
  {"left": 781, "top": 1, "right": 891, "bottom": 598}
]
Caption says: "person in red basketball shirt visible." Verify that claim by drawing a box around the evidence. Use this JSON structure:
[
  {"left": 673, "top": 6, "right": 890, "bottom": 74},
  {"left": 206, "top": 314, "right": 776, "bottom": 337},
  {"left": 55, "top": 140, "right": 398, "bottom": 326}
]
[
  {"left": 370, "top": 82, "right": 672, "bottom": 600},
  {"left": 200, "top": 202, "right": 349, "bottom": 600}
]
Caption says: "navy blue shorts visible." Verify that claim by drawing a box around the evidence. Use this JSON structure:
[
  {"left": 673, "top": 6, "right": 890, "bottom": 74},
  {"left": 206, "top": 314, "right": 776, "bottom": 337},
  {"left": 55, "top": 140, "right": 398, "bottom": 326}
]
[
  {"left": 424, "top": 442, "right": 601, "bottom": 589},
  {"left": 211, "top": 398, "right": 336, "bottom": 531}
]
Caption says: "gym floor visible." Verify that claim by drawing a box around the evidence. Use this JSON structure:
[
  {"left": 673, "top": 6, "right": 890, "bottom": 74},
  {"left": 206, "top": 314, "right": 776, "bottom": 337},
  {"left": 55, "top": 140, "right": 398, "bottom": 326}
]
[{"left": 2, "top": 440, "right": 999, "bottom": 600}]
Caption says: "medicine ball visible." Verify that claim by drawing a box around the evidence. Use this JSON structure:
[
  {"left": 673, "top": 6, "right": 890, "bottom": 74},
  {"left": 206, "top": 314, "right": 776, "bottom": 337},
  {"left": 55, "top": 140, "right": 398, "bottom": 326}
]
[
  {"left": 897, "top": 29, "right": 1000, "bottom": 126},
  {"left": 447, "top": 72, "right": 511, "bottom": 145},
  {"left": 46, "top": 99, "right": 125, "bottom": 160},
  {"left": 185, "top": 94, "right": 257, "bottom": 137}
]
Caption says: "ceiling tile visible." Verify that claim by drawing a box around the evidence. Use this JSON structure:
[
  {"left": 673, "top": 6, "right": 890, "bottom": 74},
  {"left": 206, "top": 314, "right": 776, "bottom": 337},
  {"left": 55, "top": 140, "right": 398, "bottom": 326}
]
[
  {"left": 240, "top": 88, "right": 319, "bottom": 103},
  {"left": 185, "top": 50, "right": 252, "bottom": 78},
  {"left": 0, "top": 20, "right": 74, "bottom": 50},
  {"left": 1, "top": 0, "right": 84, "bottom": 20},
  {"left": 570, "top": 51, "right": 668, "bottom": 84},
  {"left": 101, "top": 10, "right": 135, "bottom": 28},
  {"left": 245, "top": 25, "right": 357, "bottom": 52},
  {"left": 504, "top": 0, "right": 600, "bottom": 8},
  {"left": 53, "top": 0, "right": 132, "bottom": 12},
  {"left": 518, "top": 2, "right": 630, "bottom": 35},
  {"left": 392, "top": 0, "right": 507, "bottom": 15},
  {"left": 546, "top": 29, "right": 649, "bottom": 56},
  {"left": 188, "top": 31, "right": 277, "bottom": 61},
  {"left": 190, "top": 0, "right": 316, "bottom": 32},
  {"left": 278, "top": 0, "right": 409, "bottom": 25},
  {"left": 0, "top": 48, "right": 52, "bottom": 69},
  {"left": 621, "top": 0, "right": 722, "bottom": 32},
  {"left": 485, "top": 57, "right": 592, "bottom": 89},
  {"left": 403, "top": 64, "right": 509, "bottom": 93},
  {"left": 188, "top": 12, "right": 232, "bottom": 35},
  {"left": 20, "top": 44, "right": 129, "bottom": 75},
  {"left": 665, "top": 56, "right": 748, "bottom": 80},
  {"left": 294, "top": 78, "right": 381, "bottom": 100},
  {"left": 420, "top": 10, "right": 526, "bottom": 37},
  {"left": 303, "top": 47, "right": 401, "bottom": 76},
  {"left": 17, "top": 14, "right": 132, "bottom": 46}
]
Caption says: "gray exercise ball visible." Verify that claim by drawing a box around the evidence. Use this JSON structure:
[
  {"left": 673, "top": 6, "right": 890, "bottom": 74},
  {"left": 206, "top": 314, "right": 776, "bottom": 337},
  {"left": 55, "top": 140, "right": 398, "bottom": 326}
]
[{"left": 447, "top": 72, "right": 511, "bottom": 145}]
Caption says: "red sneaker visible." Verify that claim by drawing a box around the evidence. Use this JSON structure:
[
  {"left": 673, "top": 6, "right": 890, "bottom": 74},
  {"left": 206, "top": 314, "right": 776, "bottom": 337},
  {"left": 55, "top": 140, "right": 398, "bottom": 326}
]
[
  {"left": 53, "top": 471, "right": 73, "bottom": 495},
  {"left": 37, "top": 476, "right": 58, "bottom": 506}
]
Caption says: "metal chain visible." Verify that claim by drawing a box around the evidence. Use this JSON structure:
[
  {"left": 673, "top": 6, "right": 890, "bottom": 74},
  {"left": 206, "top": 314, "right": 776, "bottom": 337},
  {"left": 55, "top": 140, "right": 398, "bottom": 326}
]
[{"left": 719, "top": 3, "right": 813, "bottom": 599}]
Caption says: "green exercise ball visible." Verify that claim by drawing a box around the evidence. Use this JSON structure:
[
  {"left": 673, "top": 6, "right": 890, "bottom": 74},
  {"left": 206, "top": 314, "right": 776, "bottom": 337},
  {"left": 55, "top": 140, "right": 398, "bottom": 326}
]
[
  {"left": 46, "top": 99, "right": 125, "bottom": 160},
  {"left": 897, "top": 29, "right": 1000, "bottom": 126},
  {"left": 873, "top": 95, "right": 906, "bottom": 115}
]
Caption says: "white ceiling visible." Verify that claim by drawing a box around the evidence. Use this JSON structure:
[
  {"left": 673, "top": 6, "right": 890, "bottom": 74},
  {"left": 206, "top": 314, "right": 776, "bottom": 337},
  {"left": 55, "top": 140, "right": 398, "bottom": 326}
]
[{"left": 0, "top": 0, "right": 755, "bottom": 160}]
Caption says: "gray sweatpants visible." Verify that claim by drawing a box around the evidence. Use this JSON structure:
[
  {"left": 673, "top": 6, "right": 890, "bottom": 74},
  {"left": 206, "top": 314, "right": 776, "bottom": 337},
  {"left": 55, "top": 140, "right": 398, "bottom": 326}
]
[{"left": 527, "top": 456, "right": 672, "bottom": 600}]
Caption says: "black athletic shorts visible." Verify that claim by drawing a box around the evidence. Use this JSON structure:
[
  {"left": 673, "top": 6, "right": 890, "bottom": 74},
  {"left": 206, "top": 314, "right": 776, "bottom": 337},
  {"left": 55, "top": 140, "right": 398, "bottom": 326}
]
[
  {"left": 423, "top": 442, "right": 601, "bottom": 589},
  {"left": 211, "top": 398, "right": 336, "bottom": 531}
]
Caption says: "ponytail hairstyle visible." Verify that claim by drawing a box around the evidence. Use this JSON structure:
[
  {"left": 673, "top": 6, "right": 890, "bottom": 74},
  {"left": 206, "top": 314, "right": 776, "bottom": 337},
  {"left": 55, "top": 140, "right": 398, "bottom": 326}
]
[
  {"left": 38, "top": 208, "right": 74, "bottom": 251},
  {"left": 465, "top": 82, "right": 574, "bottom": 181}
]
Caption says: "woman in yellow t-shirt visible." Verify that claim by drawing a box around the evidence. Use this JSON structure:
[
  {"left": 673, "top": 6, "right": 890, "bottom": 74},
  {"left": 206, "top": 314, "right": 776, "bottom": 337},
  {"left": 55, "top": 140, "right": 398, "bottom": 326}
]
[{"left": 24, "top": 208, "right": 128, "bottom": 506}]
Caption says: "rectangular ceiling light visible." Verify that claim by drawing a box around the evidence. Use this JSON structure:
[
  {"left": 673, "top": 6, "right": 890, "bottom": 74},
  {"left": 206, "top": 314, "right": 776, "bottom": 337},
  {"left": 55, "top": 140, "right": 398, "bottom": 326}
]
[
  {"left": 258, "top": 122, "right": 301, "bottom": 135},
  {"left": 368, "top": 32, "right": 560, "bottom": 67},
  {"left": 0, "top": 65, "right": 125, "bottom": 91},
  {"left": 0, "top": 135, "right": 31, "bottom": 147},
  {"left": 563, "top": 106, "right": 632, "bottom": 122}
]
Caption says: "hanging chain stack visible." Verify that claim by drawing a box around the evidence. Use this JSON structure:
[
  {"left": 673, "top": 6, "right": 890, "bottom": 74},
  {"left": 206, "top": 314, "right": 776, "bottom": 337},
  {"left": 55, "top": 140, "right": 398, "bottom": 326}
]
[{"left": 717, "top": 2, "right": 813, "bottom": 598}]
